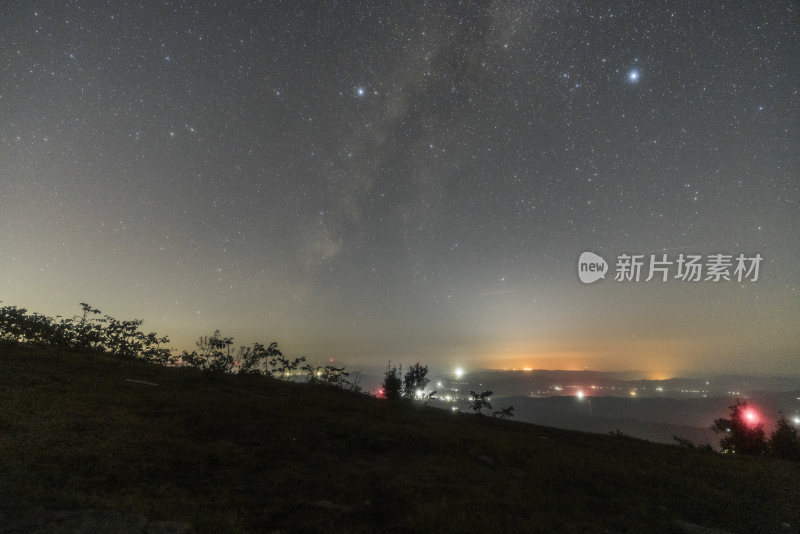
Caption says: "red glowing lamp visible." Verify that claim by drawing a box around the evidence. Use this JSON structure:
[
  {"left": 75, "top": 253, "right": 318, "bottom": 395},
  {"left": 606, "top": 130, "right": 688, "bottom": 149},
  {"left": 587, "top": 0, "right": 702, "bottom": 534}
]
[{"left": 742, "top": 408, "right": 759, "bottom": 426}]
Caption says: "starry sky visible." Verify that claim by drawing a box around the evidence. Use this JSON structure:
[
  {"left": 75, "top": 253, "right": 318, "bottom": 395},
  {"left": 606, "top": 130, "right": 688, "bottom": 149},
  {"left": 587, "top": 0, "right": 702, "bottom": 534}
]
[{"left": 1, "top": 1, "right": 798, "bottom": 376}]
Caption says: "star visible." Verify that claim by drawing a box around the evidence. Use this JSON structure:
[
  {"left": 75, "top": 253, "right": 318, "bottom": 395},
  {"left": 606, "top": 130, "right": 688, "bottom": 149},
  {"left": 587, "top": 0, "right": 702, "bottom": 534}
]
[{"left": 0, "top": 0, "right": 794, "bottom": 379}]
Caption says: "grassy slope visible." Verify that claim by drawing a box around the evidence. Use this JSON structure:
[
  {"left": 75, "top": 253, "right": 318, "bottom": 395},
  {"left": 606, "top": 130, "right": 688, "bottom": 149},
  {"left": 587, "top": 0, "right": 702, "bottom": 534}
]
[{"left": 0, "top": 342, "right": 798, "bottom": 533}]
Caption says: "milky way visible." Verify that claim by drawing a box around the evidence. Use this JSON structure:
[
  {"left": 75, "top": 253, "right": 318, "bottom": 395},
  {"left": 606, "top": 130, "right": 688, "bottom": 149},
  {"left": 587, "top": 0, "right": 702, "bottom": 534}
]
[{"left": 1, "top": 1, "right": 798, "bottom": 375}]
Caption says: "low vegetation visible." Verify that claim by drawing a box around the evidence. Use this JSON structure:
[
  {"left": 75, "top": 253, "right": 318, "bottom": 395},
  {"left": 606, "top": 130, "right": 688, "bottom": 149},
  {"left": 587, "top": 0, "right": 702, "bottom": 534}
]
[{"left": 0, "top": 302, "right": 353, "bottom": 388}]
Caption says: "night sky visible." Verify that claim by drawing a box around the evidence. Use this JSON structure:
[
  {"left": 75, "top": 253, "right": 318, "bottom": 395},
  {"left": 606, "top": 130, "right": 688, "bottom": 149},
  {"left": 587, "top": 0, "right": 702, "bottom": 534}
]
[{"left": 2, "top": 1, "right": 798, "bottom": 376}]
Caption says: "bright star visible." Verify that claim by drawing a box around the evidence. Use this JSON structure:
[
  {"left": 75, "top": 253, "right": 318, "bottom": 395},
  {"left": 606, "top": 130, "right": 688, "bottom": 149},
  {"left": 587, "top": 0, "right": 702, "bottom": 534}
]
[
  {"left": 628, "top": 69, "right": 640, "bottom": 82},
  {"left": 356, "top": 87, "right": 365, "bottom": 97}
]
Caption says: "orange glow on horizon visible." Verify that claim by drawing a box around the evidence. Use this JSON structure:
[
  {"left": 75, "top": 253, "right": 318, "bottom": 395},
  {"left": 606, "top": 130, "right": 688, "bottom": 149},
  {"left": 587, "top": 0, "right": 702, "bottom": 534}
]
[{"left": 479, "top": 341, "right": 684, "bottom": 377}]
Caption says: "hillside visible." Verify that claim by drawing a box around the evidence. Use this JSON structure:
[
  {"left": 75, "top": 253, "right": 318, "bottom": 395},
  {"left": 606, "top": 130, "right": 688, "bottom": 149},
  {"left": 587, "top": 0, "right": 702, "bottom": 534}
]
[
  {"left": 1, "top": 341, "right": 798, "bottom": 533},
  {"left": 496, "top": 395, "right": 725, "bottom": 446}
]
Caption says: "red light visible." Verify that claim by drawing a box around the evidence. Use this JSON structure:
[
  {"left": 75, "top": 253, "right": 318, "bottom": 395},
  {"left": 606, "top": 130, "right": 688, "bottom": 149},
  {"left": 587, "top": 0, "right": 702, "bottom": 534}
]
[{"left": 743, "top": 409, "right": 759, "bottom": 425}]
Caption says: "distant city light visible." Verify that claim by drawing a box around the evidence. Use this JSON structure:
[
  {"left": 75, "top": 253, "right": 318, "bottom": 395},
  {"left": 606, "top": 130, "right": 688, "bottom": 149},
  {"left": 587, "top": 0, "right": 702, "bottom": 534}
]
[
  {"left": 415, "top": 389, "right": 424, "bottom": 398},
  {"left": 454, "top": 367, "right": 464, "bottom": 378},
  {"left": 629, "top": 390, "right": 637, "bottom": 397},
  {"left": 437, "top": 381, "right": 442, "bottom": 388},
  {"left": 577, "top": 390, "right": 584, "bottom": 399},
  {"left": 792, "top": 416, "right": 800, "bottom": 425}
]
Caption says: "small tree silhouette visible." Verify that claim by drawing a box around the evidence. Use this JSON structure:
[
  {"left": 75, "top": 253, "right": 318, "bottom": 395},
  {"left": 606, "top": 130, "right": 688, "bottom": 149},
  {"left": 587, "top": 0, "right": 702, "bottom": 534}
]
[
  {"left": 769, "top": 413, "right": 800, "bottom": 461},
  {"left": 303, "top": 363, "right": 350, "bottom": 386},
  {"left": 402, "top": 362, "right": 430, "bottom": 399},
  {"left": 712, "top": 399, "right": 767, "bottom": 455},
  {"left": 492, "top": 406, "right": 514, "bottom": 419},
  {"left": 184, "top": 330, "right": 236, "bottom": 373},
  {"left": 469, "top": 390, "right": 493, "bottom": 415},
  {"left": 381, "top": 363, "right": 403, "bottom": 400},
  {"left": 74, "top": 303, "right": 103, "bottom": 350},
  {"left": 238, "top": 342, "right": 281, "bottom": 375}
]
